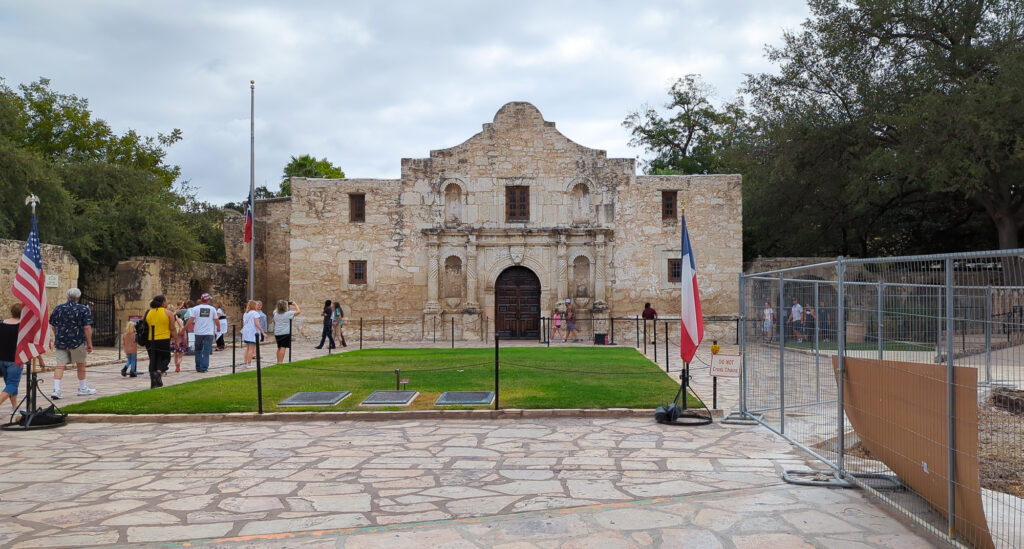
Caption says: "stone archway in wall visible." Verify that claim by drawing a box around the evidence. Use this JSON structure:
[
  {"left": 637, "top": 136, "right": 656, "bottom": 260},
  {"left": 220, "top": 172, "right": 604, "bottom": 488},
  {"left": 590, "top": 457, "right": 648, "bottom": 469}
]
[{"left": 495, "top": 266, "right": 541, "bottom": 339}]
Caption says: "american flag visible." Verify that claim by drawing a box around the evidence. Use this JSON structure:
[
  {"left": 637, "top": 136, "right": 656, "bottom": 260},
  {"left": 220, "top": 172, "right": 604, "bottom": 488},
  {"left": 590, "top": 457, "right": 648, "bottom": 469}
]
[
  {"left": 243, "top": 193, "right": 253, "bottom": 243},
  {"left": 12, "top": 212, "right": 50, "bottom": 365},
  {"left": 679, "top": 214, "right": 704, "bottom": 364}
]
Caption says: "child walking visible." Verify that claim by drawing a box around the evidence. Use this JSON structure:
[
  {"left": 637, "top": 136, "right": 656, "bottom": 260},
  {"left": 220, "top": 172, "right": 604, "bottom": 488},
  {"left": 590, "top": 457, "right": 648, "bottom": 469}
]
[{"left": 121, "top": 320, "right": 138, "bottom": 377}]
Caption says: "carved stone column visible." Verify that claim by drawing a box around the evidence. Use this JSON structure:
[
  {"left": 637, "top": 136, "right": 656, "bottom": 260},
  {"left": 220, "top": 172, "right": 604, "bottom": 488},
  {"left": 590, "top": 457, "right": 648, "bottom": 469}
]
[
  {"left": 595, "top": 235, "right": 607, "bottom": 304},
  {"left": 465, "top": 233, "right": 479, "bottom": 310},
  {"left": 557, "top": 236, "right": 568, "bottom": 303},
  {"left": 425, "top": 240, "right": 441, "bottom": 314}
]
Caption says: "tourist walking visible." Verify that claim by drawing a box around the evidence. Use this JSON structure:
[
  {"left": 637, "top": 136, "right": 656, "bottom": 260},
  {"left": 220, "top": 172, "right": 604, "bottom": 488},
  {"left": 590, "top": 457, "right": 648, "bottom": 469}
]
[
  {"left": 642, "top": 302, "right": 658, "bottom": 344},
  {"left": 762, "top": 302, "right": 775, "bottom": 343},
  {"left": 0, "top": 303, "right": 25, "bottom": 412},
  {"left": 49, "top": 288, "right": 96, "bottom": 399},
  {"left": 564, "top": 298, "right": 579, "bottom": 342},
  {"left": 256, "top": 301, "right": 268, "bottom": 344},
  {"left": 170, "top": 312, "right": 186, "bottom": 373},
  {"left": 215, "top": 307, "right": 227, "bottom": 350},
  {"left": 315, "top": 299, "right": 335, "bottom": 349},
  {"left": 120, "top": 320, "right": 138, "bottom": 377},
  {"left": 333, "top": 303, "right": 347, "bottom": 347},
  {"left": 144, "top": 295, "right": 177, "bottom": 388},
  {"left": 273, "top": 300, "right": 301, "bottom": 364},
  {"left": 241, "top": 301, "right": 266, "bottom": 367},
  {"left": 185, "top": 293, "right": 217, "bottom": 372},
  {"left": 550, "top": 307, "right": 564, "bottom": 342},
  {"left": 788, "top": 297, "right": 804, "bottom": 343}
]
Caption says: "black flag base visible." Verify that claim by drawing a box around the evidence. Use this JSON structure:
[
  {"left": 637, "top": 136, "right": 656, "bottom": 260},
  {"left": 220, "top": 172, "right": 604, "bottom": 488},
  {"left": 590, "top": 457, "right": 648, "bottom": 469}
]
[
  {"left": 654, "top": 366, "right": 713, "bottom": 427},
  {"left": 2, "top": 370, "right": 67, "bottom": 431}
]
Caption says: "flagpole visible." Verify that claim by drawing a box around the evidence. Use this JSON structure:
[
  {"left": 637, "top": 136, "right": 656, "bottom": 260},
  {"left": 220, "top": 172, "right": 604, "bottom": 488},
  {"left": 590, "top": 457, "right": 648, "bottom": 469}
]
[{"left": 249, "top": 80, "right": 255, "bottom": 301}]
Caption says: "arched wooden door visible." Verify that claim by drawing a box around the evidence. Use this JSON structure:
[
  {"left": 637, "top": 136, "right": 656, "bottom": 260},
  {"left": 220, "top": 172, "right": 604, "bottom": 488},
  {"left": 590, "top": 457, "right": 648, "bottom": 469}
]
[{"left": 495, "top": 267, "right": 541, "bottom": 339}]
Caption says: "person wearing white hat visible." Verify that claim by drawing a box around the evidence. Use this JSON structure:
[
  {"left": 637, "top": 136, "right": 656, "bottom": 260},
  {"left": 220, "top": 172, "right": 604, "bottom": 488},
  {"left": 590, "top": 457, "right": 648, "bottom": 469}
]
[{"left": 185, "top": 293, "right": 217, "bottom": 372}]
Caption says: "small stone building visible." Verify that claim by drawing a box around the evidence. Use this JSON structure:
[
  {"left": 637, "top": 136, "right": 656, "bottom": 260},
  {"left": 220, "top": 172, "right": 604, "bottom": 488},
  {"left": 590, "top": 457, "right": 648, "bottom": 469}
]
[{"left": 227, "top": 102, "right": 742, "bottom": 341}]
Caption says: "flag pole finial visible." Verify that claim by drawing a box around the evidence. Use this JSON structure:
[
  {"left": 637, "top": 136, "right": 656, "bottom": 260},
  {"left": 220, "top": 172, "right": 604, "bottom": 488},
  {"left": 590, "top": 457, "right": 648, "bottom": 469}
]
[
  {"left": 679, "top": 197, "right": 685, "bottom": 216},
  {"left": 25, "top": 194, "right": 39, "bottom": 213}
]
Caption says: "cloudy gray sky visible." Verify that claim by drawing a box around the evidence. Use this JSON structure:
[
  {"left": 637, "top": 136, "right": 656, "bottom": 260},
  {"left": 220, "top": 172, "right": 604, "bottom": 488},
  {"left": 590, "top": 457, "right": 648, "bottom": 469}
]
[{"left": 0, "top": 1, "right": 809, "bottom": 205}]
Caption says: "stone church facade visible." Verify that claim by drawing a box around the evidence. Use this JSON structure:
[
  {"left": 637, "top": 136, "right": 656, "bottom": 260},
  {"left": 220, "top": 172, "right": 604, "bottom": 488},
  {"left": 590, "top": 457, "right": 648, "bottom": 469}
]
[{"left": 226, "top": 102, "right": 742, "bottom": 342}]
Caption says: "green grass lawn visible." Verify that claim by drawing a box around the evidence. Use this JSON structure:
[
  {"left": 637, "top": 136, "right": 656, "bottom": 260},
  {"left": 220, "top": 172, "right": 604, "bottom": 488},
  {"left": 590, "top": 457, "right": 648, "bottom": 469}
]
[{"left": 64, "top": 347, "right": 692, "bottom": 414}]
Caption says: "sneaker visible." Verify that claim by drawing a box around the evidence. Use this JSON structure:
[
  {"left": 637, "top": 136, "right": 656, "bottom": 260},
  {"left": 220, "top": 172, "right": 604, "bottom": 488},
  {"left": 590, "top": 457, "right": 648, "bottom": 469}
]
[
  {"left": 121, "top": 366, "right": 128, "bottom": 377},
  {"left": 51, "top": 390, "right": 62, "bottom": 400},
  {"left": 77, "top": 387, "right": 98, "bottom": 396}
]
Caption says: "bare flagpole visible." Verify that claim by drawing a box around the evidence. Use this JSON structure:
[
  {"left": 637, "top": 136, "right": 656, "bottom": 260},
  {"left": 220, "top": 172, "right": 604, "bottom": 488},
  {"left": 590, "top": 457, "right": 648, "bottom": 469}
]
[{"left": 249, "top": 80, "right": 255, "bottom": 301}]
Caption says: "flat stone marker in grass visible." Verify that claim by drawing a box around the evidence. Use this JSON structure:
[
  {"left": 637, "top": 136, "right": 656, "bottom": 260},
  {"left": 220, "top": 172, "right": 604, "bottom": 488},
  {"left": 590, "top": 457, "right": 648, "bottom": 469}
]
[
  {"left": 360, "top": 390, "right": 418, "bottom": 407},
  {"left": 435, "top": 391, "right": 495, "bottom": 406},
  {"left": 277, "top": 391, "right": 351, "bottom": 407}
]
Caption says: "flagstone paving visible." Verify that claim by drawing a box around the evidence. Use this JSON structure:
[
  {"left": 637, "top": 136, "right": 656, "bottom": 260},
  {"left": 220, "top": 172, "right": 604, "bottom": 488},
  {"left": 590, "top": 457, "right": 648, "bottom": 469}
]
[{"left": 0, "top": 417, "right": 940, "bottom": 547}]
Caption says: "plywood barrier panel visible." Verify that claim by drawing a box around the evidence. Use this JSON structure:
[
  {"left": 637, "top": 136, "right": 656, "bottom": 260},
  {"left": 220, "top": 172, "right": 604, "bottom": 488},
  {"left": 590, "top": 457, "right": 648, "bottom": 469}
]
[{"left": 833, "top": 356, "right": 994, "bottom": 549}]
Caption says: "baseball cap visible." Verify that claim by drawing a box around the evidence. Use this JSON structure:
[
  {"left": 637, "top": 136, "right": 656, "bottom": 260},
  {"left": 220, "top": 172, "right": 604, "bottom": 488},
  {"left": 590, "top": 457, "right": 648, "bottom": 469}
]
[{"left": 201, "top": 293, "right": 212, "bottom": 301}]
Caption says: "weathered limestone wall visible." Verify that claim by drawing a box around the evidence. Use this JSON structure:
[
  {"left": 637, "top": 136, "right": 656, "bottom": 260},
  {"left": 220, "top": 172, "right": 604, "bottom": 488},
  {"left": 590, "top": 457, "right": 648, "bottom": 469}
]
[
  {"left": 612, "top": 174, "right": 742, "bottom": 320},
  {"left": 112, "top": 257, "right": 246, "bottom": 334},
  {"left": 247, "top": 102, "right": 744, "bottom": 342},
  {"left": 0, "top": 238, "right": 79, "bottom": 316}
]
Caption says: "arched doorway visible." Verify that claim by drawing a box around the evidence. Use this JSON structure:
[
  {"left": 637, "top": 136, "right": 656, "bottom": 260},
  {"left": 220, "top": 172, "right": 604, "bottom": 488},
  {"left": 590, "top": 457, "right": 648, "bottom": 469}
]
[{"left": 495, "top": 266, "right": 541, "bottom": 339}]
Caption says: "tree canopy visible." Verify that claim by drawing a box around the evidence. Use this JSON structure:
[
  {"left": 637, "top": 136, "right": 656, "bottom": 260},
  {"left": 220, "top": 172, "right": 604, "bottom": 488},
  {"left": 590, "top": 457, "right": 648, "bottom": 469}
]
[
  {"left": 629, "top": 0, "right": 1024, "bottom": 258},
  {"left": 278, "top": 154, "right": 344, "bottom": 196},
  {"left": 0, "top": 77, "right": 225, "bottom": 275}
]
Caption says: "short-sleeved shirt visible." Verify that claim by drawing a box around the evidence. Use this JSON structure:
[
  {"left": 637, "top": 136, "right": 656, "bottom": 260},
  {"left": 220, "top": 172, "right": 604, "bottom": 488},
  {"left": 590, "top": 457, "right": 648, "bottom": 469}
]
[
  {"left": 49, "top": 300, "right": 94, "bottom": 350},
  {"left": 322, "top": 306, "right": 333, "bottom": 326},
  {"left": 257, "top": 311, "right": 268, "bottom": 332},
  {"left": 642, "top": 307, "right": 657, "bottom": 320},
  {"left": 188, "top": 304, "right": 218, "bottom": 335},
  {"left": 274, "top": 310, "right": 296, "bottom": 335},
  {"left": 790, "top": 303, "right": 803, "bottom": 322}
]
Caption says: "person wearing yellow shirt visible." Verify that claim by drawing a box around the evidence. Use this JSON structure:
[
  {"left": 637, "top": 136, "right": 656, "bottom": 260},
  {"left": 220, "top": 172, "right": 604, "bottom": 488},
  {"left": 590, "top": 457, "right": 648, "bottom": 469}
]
[{"left": 144, "top": 295, "right": 178, "bottom": 389}]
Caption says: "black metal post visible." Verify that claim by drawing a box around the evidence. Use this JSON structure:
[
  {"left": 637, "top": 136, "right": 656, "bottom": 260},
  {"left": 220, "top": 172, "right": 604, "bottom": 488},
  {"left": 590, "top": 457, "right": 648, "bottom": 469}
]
[
  {"left": 117, "top": 326, "right": 122, "bottom": 361},
  {"left": 359, "top": 318, "right": 363, "bottom": 350},
  {"left": 433, "top": 316, "right": 436, "bottom": 343},
  {"left": 610, "top": 316, "right": 615, "bottom": 345},
  {"left": 664, "top": 321, "right": 669, "bottom": 372},
  {"left": 395, "top": 368, "right": 400, "bottom": 390},
  {"left": 546, "top": 317, "right": 550, "bottom": 347},
  {"left": 713, "top": 376, "right": 718, "bottom": 409},
  {"left": 255, "top": 338, "right": 263, "bottom": 414},
  {"left": 232, "top": 324, "right": 237, "bottom": 374},
  {"left": 494, "top": 334, "right": 500, "bottom": 410},
  {"left": 382, "top": 316, "right": 386, "bottom": 343},
  {"left": 643, "top": 321, "right": 648, "bottom": 354},
  {"left": 451, "top": 317, "right": 455, "bottom": 349},
  {"left": 289, "top": 319, "right": 293, "bottom": 363},
  {"left": 682, "top": 363, "right": 689, "bottom": 410},
  {"left": 654, "top": 321, "right": 659, "bottom": 369},
  {"left": 636, "top": 316, "right": 640, "bottom": 348}
]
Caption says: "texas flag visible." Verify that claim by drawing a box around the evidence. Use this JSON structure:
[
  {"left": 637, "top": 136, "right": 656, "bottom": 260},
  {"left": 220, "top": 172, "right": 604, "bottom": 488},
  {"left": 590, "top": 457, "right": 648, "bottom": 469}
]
[
  {"left": 243, "top": 193, "right": 253, "bottom": 243},
  {"left": 679, "top": 214, "right": 704, "bottom": 363}
]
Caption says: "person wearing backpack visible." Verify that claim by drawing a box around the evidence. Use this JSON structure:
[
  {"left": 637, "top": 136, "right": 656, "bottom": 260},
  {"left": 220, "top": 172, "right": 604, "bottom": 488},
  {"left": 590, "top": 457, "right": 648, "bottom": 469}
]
[{"left": 144, "top": 295, "right": 177, "bottom": 388}]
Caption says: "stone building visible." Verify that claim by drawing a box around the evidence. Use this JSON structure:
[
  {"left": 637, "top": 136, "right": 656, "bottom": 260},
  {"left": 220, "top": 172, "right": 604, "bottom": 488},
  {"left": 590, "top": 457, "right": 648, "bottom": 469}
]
[{"left": 227, "top": 102, "right": 742, "bottom": 342}]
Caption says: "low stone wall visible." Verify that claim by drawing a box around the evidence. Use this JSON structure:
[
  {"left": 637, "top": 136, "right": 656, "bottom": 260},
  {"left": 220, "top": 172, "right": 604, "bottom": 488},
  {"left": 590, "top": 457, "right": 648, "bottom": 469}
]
[{"left": 0, "top": 238, "right": 79, "bottom": 316}]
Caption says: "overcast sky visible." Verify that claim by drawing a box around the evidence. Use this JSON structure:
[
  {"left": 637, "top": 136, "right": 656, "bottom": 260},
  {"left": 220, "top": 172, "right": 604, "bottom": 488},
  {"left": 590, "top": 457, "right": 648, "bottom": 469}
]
[{"left": 0, "top": 1, "right": 809, "bottom": 205}]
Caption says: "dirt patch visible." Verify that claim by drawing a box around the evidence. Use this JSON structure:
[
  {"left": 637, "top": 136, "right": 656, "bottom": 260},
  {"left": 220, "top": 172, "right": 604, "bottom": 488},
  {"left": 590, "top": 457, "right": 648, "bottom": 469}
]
[{"left": 978, "top": 402, "right": 1024, "bottom": 498}]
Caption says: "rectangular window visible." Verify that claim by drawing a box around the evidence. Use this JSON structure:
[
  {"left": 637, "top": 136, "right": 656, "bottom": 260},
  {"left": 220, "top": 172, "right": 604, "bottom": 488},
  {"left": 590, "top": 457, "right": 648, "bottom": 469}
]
[
  {"left": 668, "top": 258, "right": 682, "bottom": 283},
  {"left": 349, "top": 260, "right": 367, "bottom": 284},
  {"left": 506, "top": 186, "right": 530, "bottom": 222},
  {"left": 349, "top": 193, "right": 365, "bottom": 222},
  {"left": 662, "top": 191, "right": 677, "bottom": 220}
]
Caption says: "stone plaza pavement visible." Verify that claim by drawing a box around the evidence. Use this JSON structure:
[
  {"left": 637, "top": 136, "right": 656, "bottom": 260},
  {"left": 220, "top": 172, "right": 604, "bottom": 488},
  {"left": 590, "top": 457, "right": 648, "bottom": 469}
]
[{"left": 0, "top": 341, "right": 942, "bottom": 548}]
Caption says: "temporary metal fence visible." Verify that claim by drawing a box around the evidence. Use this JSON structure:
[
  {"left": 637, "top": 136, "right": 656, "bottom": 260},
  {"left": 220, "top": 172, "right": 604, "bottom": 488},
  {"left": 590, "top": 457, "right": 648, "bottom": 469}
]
[{"left": 740, "top": 251, "right": 1024, "bottom": 548}]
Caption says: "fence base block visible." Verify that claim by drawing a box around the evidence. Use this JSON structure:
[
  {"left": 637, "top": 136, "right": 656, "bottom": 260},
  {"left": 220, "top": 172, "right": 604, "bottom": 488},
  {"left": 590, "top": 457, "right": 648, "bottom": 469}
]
[{"left": 721, "top": 411, "right": 761, "bottom": 425}]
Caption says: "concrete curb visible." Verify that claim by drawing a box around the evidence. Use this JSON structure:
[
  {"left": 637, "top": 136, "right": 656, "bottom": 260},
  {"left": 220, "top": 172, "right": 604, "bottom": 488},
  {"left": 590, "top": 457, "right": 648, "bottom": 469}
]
[{"left": 68, "top": 408, "right": 727, "bottom": 423}]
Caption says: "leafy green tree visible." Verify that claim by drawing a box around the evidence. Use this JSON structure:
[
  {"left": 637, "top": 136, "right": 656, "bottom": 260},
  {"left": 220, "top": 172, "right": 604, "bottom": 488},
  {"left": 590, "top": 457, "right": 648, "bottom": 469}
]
[
  {"left": 623, "top": 75, "right": 745, "bottom": 174},
  {"left": 279, "top": 154, "right": 345, "bottom": 195},
  {"left": 0, "top": 77, "right": 225, "bottom": 274},
  {"left": 741, "top": 0, "right": 1023, "bottom": 253}
]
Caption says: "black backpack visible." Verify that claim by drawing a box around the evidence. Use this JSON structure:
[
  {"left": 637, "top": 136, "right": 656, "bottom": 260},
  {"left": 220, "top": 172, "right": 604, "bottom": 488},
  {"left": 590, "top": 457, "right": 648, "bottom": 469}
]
[{"left": 134, "top": 317, "right": 149, "bottom": 346}]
